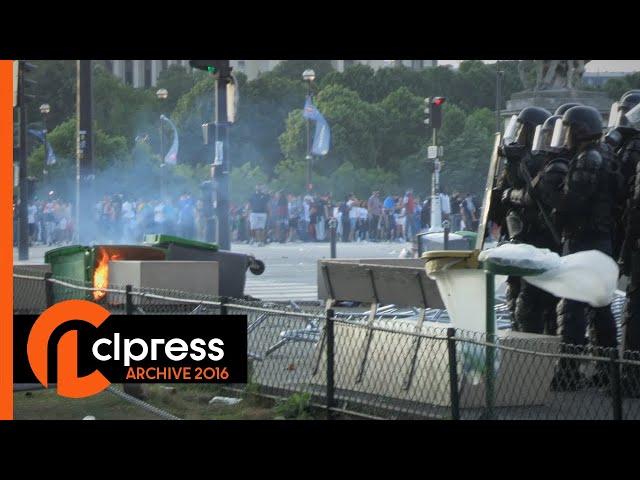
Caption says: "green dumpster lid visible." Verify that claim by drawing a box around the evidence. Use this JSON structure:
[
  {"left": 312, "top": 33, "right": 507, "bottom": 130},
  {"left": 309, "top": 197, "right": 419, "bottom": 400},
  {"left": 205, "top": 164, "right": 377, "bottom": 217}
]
[
  {"left": 454, "top": 231, "right": 478, "bottom": 238},
  {"left": 44, "top": 245, "right": 89, "bottom": 263},
  {"left": 143, "top": 234, "right": 219, "bottom": 251}
]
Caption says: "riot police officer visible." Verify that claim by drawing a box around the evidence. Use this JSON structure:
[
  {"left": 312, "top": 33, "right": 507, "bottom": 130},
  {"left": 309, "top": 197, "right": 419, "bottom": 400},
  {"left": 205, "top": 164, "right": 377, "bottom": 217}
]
[
  {"left": 489, "top": 106, "right": 551, "bottom": 329},
  {"left": 606, "top": 92, "right": 640, "bottom": 263},
  {"left": 555, "top": 103, "right": 582, "bottom": 117},
  {"left": 501, "top": 113, "right": 563, "bottom": 335},
  {"left": 611, "top": 96, "right": 640, "bottom": 396},
  {"left": 535, "top": 105, "right": 618, "bottom": 390}
]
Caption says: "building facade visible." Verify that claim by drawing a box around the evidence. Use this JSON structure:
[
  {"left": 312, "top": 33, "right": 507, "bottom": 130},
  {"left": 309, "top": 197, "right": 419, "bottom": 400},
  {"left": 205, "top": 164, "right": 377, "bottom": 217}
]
[{"left": 103, "top": 60, "right": 438, "bottom": 87}]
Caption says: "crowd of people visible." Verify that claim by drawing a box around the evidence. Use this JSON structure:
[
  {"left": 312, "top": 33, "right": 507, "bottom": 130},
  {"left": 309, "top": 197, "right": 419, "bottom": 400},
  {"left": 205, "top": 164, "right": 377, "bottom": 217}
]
[
  {"left": 15, "top": 186, "right": 483, "bottom": 249},
  {"left": 233, "top": 186, "right": 481, "bottom": 246},
  {"left": 15, "top": 196, "right": 75, "bottom": 247}
]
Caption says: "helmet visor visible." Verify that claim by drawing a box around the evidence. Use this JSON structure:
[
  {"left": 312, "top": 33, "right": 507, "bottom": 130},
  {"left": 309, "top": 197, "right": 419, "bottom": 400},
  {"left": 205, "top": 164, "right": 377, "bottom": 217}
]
[
  {"left": 625, "top": 102, "right": 640, "bottom": 130},
  {"left": 531, "top": 125, "right": 543, "bottom": 154},
  {"left": 503, "top": 115, "right": 518, "bottom": 145},
  {"left": 550, "top": 118, "right": 567, "bottom": 149},
  {"left": 608, "top": 101, "right": 620, "bottom": 129}
]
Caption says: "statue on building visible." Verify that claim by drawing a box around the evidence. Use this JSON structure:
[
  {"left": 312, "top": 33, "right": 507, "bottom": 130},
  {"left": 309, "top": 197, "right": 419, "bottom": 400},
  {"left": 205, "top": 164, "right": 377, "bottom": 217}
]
[{"left": 518, "top": 60, "right": 591, "bottom": 91}]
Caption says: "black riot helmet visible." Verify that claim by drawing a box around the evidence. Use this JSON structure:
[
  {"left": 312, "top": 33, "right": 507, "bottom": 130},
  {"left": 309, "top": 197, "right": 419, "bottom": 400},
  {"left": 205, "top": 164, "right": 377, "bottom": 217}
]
[
  {"left": 622, "top": 90, "right": 640, "bottom": 100},
  {"left": 513, "top": 106, "right": 552, "bottom": 146},
  {"left": 551, "top": 106, "right": 603, "bottom": 151},
  {"left": 554, "top": 103, "right": 582, "bottom": 116},
  {"left": 620, "top": 93, "right": 640, "bottom": 112},
  {"left": 608, "top": 93, "right": 640, "bottom": 129},
  {"left": 532, "top": 115, "right": 562, "bottom": 154}
]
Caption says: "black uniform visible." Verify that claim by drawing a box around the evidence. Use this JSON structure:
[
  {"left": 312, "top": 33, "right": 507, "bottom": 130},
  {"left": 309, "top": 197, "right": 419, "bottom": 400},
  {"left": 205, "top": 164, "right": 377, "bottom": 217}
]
[
  {"left": 489, "top": 107, "right": 551, "bottom": 331},
  {"left": 603, "top": 92, "right": 640, "bottom": 396},
  {"left": 536, "top": 106, "right": 618, "bottom": 390}
]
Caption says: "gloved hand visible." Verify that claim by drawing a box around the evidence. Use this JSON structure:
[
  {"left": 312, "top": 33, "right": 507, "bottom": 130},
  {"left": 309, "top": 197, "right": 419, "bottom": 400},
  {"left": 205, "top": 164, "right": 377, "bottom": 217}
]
[
  {"left": 502, "top": 188, "right": 529, "bottom": 207},
  {"left": 503, "top": 144, "right": 527, "bottom": 162}
]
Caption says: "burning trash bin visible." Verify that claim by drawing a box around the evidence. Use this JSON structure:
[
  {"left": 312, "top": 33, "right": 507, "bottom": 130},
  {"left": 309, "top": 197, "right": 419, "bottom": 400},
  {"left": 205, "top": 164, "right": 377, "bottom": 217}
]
[{"left": 44, "top": 245, "right": 166, "bottom": 303}]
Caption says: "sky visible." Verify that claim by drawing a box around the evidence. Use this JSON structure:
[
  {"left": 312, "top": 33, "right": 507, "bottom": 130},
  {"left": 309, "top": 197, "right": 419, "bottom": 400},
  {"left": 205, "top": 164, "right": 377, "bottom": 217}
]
[{"left": 438, "top": 60, "right": 640, "bottom": 73}]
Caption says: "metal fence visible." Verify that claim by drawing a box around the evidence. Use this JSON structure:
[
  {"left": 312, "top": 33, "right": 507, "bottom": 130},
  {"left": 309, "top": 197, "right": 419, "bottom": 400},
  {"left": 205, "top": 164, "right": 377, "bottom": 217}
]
[{"left": 12, "top": 266, "right": 640, "bottom": 420}]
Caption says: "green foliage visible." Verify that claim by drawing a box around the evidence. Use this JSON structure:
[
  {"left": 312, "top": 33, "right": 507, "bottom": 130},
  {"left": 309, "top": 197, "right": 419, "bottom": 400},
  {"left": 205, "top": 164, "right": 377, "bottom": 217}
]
[
  {"left": 26, "top": 59, "right": 553, "bottom": 204},
  {"left": 27, "top": 60, "right": 76, "bottom": 129},
  {"left": 438, "top": 103, "right": 467, "bottom": 144},
  {"left": 603, "top": 72, "right": 640, "bottom": 100},
  {"left": 377, "top": 87, "right": 425, "bottom": 168},
  {"left": 155, "top": 64, "right": 204, "bottom": 113},
  {"left": 320, "top": 64, "right": 375, "bottom": 98},
  {"left": 438, "top": 114, "right": 495, "bottom": 196},
  {"left": 274, "top": 392, "right": 313, "bottom": 420},
  {"left": 279, "top": 84, "right": 385, "bottom": 172},
  {"left": 270, "top": 60, "right": 335, "bottom": 84},
  {"left": 229, "top": 162, "right": 269, "bottom": 205}
]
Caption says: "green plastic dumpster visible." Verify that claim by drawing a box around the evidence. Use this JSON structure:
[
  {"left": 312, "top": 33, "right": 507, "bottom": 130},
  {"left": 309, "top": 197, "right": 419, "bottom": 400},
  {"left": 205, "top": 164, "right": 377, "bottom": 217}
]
[
  {"left": 143, "top": 234, "right": 265, "bottom": 299},
  {"left": 44, "top": 244, "right": 166, "bottom": 302},
  {"left": 454, "top": 231, "right": 478, "bottom": 249}
]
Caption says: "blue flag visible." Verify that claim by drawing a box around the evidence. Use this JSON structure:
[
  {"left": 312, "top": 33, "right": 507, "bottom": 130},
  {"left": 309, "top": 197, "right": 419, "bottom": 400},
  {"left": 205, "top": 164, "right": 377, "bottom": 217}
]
[
  {"left": 302, "top": 97, "right": 330, "bottom": 156},
  {"left": 28, "top": 129, "right": 57, "bottom": 165},
  {"left": 160, "top": 114, "right": 179, "bottom": 165}
]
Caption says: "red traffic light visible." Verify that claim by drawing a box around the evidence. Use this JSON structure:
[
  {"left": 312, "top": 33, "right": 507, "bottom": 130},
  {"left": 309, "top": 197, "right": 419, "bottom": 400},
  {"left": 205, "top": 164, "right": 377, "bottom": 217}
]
[{"left": 432, "top": 97, "right": 446, "bottom": 105}]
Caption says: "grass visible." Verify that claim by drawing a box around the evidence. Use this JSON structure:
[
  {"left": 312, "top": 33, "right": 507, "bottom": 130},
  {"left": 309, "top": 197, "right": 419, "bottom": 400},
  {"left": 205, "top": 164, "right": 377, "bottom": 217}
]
[{"left": 13, "top": 383, "right": 279, "bottom": 421}]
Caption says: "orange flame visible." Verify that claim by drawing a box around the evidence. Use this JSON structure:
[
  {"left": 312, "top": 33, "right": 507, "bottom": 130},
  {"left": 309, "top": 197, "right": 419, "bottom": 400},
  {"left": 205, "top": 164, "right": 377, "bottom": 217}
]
[{"left": 93, "top": 249, "right": 121, "bottom": 300}]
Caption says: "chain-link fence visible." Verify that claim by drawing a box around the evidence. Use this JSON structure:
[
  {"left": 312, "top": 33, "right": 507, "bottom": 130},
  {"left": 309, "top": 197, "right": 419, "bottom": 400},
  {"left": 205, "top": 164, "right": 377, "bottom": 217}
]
[{"left": 13, "top": 266, "right": 640, "bottom": 420}]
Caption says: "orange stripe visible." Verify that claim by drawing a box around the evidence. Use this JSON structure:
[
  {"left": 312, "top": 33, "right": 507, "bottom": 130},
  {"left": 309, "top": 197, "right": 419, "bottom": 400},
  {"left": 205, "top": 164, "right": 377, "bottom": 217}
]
[{"left": 0, "top": 60, "right": 13, "bottom": 420}]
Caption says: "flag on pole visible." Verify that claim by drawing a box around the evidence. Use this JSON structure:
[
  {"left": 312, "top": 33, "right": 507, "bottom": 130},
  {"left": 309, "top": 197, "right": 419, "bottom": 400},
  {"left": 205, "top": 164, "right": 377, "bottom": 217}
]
[
  {"left": 28, "top": 129, "right": 57, "bottom": 165},
  {"left": 302, "top": 97, "right": 330, "bottom": 156},
  {"left": 160, "top": 114, "right": 179, "bottom": 165}
]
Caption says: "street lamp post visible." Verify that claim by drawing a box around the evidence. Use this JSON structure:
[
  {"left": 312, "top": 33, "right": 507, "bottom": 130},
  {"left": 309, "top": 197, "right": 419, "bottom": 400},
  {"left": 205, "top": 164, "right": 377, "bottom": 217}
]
[
  {"left": 302, "top": 68, "right": 315, "bottom": 191},
  {"left": 39, "top": 103, "right": 50, "bottom": 194},
  {"left": 156, "top": 88, "right": 168, "bottom": 198}
]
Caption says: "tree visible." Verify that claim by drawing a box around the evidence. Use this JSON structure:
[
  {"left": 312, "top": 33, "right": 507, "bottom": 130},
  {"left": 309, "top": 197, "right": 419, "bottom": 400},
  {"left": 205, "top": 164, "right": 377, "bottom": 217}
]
[
  {"left": 438, "top": 111, "right": 496, "bottom": 196},
  {"left": 155, "top": 64, "right": 205, "bottom": 113},
  {"left": 377, "top": 87, "right": 426, "bottom": 169},
  {"left": 27, "top": 60, "right": 76, "bottom": 130},
  {"left": 279, "top": 84, "right": 385, "bottom": 175},
  {"left": 271, "top": 60, "right": 335, "bottom": 83},
  {"left": 229, "top": 162, "right": 269, "bottom": 206},
  {"left": 437, "top": 103, "right": 467, "bottom": 145},
  {"left": 450, "top": 60, "right": 499, "bottom": 111},
  {"left": 93, "top": 66, "right": 159, "bottom": 147},
  {"left": 320, "top": 64, "right": 375, "bottom": 100},
  {"left": 367, "top": 65, "right": 424, "bottom": 103}
]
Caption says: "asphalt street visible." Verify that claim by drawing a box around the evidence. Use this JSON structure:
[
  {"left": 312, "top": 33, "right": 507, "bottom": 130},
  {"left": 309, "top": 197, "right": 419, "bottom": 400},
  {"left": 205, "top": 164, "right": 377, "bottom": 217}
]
[{"left": 13, "top": 239, "right": 418, "bottom": 301}]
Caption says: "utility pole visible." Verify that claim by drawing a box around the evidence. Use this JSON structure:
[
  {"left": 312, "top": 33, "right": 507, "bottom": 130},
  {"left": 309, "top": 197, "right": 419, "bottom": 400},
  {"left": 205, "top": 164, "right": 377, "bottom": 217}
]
[
  {"left": 189, "top": 60, "right": 233, "bottom": 250},
  {"left": 76, "top": 60, "right": 94, "bottom": 245},
  {"left": 17, "top": 62, "right": 31, "bottom": 260},
  {"left": 426, "top": 97, "right": 446, "bottom": 232},
  {"left": 214, "top": 72, "right": 231, "bottom": 251}
]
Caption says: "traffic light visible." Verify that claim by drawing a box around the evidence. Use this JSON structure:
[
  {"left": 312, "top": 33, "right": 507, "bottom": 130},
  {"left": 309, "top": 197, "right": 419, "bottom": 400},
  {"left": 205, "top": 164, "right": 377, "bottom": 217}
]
[
  {"left": 17, "top": 60, "right": 37, "bottom": 106},
  {"left": 189, "top": 60, "right": 231, "bottom": 78},
  {"left": 430, "top": 97, "right": 446, "bottom": 129},
  {"left": 423, "top": 97, "right": 431, "bottom": 126}
]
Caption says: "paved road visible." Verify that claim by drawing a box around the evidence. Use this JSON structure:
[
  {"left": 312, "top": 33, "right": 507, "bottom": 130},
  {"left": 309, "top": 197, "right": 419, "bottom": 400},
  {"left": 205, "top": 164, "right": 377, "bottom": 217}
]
[{"left": 13, "top": 240, "right": 416, "bottom": 301}]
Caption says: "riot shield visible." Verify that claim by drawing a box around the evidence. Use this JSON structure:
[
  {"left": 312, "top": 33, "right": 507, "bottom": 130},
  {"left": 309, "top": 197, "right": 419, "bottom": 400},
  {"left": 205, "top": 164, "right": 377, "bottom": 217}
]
[
  {"left": 608, "top": 101, "right": 620, "bottom": 129},
  {"left": 476, "top": 132, "right": 503, "bottom": 251}
]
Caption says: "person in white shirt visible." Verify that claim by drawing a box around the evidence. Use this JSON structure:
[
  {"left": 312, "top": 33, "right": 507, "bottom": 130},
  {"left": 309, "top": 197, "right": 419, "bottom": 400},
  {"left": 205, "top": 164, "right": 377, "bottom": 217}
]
[
  {"left": 28, "top": 202, "right": 37, "bottom": 245},
  {"left": 440, "top": 191, "right": 451, "bottom": 222},
  {"left": 356, "top": 200, "right": 369, "bottom": 241}
]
